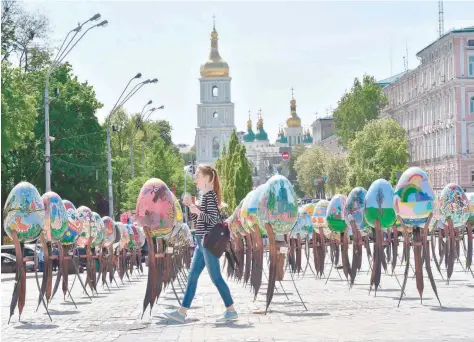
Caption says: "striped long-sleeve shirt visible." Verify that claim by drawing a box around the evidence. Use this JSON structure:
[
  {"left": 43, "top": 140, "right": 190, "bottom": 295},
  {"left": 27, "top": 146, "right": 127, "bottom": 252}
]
[{"left": 191, "top": 190, "right": 220, "bottom": 237}]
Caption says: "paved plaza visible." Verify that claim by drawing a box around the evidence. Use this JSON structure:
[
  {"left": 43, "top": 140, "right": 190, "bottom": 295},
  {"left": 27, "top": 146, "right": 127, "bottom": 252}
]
[{"left": 1, "top": 249, "right": 474, "bottom": 342}]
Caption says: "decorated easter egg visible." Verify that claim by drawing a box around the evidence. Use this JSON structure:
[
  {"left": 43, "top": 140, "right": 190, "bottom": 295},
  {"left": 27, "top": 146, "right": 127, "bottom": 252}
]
[
  {"left": 291, "top": 212, "right": 313, "bottom": 239},
  {"left": 127, "top": 224, "right": 138, "bottom": 250},
  {"left": 311, "top": 200, "right": 329, "bottom": 229},
  {"left": 77, "top": 206, "right": 93, "bottom": 246},
  {"left": 41, "top": 192, "right": 68, "bottom": 243},
  {"left": 465, "top": 192, "right": 474, "bottom": 225},
  {"left": 394, "top": 167, "right": 434, "bottom": 228},
  {"left": 327, "top": 195, "right": 347, "bottom": 233},
  {"left": 172, "top": 193, "right": 183, "bottom": 226},
  {"left": 239, "top": 193, "right": 253, "bottom": 234},
  {"left": 90, "top": 212, "right": 105, "bottom": 248},
  {"left": 302, "top": 203, "right": 316, "bottom": 217},
  {"left": 345, "top": 187, "right": 367, "bottom": 230},
  {"left": 257, "top": 175, "right": 298, "bottom": 235},
  {"left": 233, "top": 201, "right": 247, "bottom": 236},
  {"left": 117, "top": 223, "right": 129, "bottom": 249},
  {"left": 365, "top": 179, "right": 396, "bottom": 230},
  {"left": 3, "top": 182, "right": 45, "bottom": 243},
  {"left": 247, "top": 185, "right": 268, "bottom": 231},
  {"left": 136, "top": 226, "right": 146, "bottom": 248},
  {"left": 427, "top": 195, "right": 443, "bottom": 231},
  {"left": 438, "top": 183, "right": 470, "bottom": 228},
  {"left": 62, "top": 200, "right": 82, "bottom": 245},
  {"left": 114, "top": 222, "right": 121, "bottom": 244},
  {"left": 101, "top": 216, "right": 116, "bottom": 248},
  {"left": 135, "top": 178, "right": 176, "bottom": 239}
]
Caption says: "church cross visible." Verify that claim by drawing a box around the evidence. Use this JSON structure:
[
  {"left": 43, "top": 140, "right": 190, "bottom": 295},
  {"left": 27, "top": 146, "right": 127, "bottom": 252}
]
[
  {"left": 291, "top": 87, "right": 294, "bottom": 98},
  {"left": 248, "top": 109, "right": 251, "bottom": 120},
  {"left": 212, "top": 15, "right": 216, "bottom": 29},
  {"left": 259, "top": 108, "right": 262, "bottom": 119}
]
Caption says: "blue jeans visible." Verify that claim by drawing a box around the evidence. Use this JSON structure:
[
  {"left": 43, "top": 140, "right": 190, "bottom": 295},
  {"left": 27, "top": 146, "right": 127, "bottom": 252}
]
[{"left": 182, "top": 236, "right": 233, "bottom": 308}]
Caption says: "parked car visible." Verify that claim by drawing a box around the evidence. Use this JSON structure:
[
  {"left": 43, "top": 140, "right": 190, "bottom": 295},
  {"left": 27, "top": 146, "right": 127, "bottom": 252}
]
[
  {"left": 1, "top": 253, "right": 35, "bottom": 273},
  {"left": 2, "top": 244, "right": 37, "bottom": 259}
]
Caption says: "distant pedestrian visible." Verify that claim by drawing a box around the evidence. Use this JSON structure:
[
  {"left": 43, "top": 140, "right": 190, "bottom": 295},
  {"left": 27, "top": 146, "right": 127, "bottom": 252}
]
[{"left": 38, "top": 248, "right": 44, "bottom": 272}]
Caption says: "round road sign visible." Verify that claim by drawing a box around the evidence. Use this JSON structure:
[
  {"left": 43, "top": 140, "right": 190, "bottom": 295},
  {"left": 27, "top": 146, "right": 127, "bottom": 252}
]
[{"left": 281, "top": 151, "right": 290, "bottom": 161}]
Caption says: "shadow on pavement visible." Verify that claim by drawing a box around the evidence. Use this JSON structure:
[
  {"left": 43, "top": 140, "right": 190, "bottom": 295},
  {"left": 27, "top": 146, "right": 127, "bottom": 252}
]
[
  {"left": 14, "top": 323, "right": 59, "bottom": 330},
  {"left": 430, "top": 306, "right": 474, "bottom": 313}
]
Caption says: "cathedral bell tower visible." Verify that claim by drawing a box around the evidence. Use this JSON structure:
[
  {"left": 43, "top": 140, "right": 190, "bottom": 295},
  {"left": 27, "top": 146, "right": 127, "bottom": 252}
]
[{"left": 195, "top": 17, "right": 236, "bottom": 166}]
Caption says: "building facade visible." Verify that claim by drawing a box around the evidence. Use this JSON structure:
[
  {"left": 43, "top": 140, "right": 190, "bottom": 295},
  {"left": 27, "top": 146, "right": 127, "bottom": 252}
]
[
  {"left": 380, "top": 27, "right": 474, "bottom": 193},
  {"left": 311, "top": 116, "right": 346, "bottom": 155},
  {"left": 195, "top": 23, "right": 235, "bottom": 166}
]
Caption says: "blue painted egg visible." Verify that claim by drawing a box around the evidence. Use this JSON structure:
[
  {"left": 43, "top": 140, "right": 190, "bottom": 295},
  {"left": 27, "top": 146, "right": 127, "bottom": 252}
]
[
  {"left": 365, "top": 179, "right": 396, "bottom": 230},
  {"left": 291, "top": 212, "right": 313, "bottom": 239},
  {"left": 327, "top": 195, "right": 347, "bottom": 233},
  {"left": 345, "top": 187, "right": 367, "bottom": 230}
]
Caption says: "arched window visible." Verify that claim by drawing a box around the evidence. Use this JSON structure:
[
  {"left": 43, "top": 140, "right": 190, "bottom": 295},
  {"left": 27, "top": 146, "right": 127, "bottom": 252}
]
[
  {"left": 213, "top": 111, "right": 219, "bottom": 119},
  {"left": 470, "top": 96, "right": 474, "bottom": 113},
  {"left": 212, "top": 86, "right": 218, "bottom": 97},
  {"left": 212, "top": 137, "right": 220, "bottom": 158}
]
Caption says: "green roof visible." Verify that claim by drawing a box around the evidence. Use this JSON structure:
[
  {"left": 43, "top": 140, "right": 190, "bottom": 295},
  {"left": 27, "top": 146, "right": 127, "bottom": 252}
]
[
  {"left": 243, "top": 128, "right": 255, "bottom": 142},
  {"left": 417, "top": 26, "right": 474, "bottom": 57}
]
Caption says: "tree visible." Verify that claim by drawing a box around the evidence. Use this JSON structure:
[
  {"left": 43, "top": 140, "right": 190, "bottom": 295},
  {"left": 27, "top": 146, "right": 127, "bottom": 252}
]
[
  {"left": 215, "top": 130, "right": 253, "bottom": 211},
  {"left": 1, "top": 62, "right": 38, "bottom": 152},
  {"left": 294, "top": 146, "right": 329, "bottom": 197},
  {"left": 287, "top": 144, "right": 307, "bottom": 197},
  {"left": 1, "top": 0, "right": 50, "bottom": 71},
  {"left": 347, "top": 118, "right": 409, "bottom": 189},
  {"left": 325, "top": 154, "right": 349, "bottom": 196},
  {"left": 333, "top": 74, "right": 388, "bottom": 148}
]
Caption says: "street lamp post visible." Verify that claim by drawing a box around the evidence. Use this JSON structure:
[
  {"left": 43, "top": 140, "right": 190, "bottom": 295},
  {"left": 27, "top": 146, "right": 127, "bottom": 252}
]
[
  {"left": 44, "top": 14, "right": 107, "bottom": 192},
  {"left": 106, "top": 76, "right": 158, "bottom": 219}
]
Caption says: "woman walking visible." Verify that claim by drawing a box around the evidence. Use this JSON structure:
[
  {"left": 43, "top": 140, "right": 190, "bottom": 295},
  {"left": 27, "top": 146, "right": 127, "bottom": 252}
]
[{"left": 164, "top": 165, "right": 237, "bottom": 323}]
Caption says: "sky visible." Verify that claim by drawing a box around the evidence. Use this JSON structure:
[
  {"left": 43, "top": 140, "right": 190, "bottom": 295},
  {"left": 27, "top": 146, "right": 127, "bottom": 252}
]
[{"left": 24, "top": 0, "right": 474, "bottom": 146}]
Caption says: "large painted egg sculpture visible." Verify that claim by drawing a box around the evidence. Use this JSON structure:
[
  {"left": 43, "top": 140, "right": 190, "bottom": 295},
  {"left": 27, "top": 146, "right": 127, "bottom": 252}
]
[
  {"left": 345, "top": 187, "right": 367, "bottom": 230},
  {"left": 77, "top": 206, "right": 93, "bottom": 246},
  {"left": 365, "top": 179, "right": 396, "bottom": 230},
  {"left": 466, "top": 192, "right": 474, "bottom": 225},
  {"left": 113, "top": 222, "right": 121, "bottom": 245},
  {"left": 135, "top": 178, "right": 176, "bottom": 239},
  {"left": 428, "top": 195, "right": 443, "bottom": 231},
  {"left": 127, "top": 224, "right": 138, "bottom": 250},
  {"left": 136, "top": 226, "right": 146, "bottom": 248},
  {"left": 302, "top": 203, "right": 316, "bottom": 217},
  {"left": 247, "top": 185, "right": 267, "bottom": 231},
  {"left": 41, "top": 192, "right": 68, "bottom": 242},
  {"left": 291, "top": 212, "right": 313, "bottom": 239},
  {"left": 311, "top": 200, "right": 329, "bottom": 229},
  {"left": 257, "top": 175, "right": 298, "bottom": 235},
  {"left": 90, "top": 212, "right": 105, "bottom": 248},
  {"left": 3, "top": 182, "right": 45, "bottom": 243},
  {"left": 117, "top": 223, "right": 129, "bottom": 249},
  {"left": 233, "top": 201, "right": 247, "bottom": 236},
  {"left": 101, "top": 216, "right": 116, "bottom": 248},
  {"left": 239, "top": 193, "right": 253, "bottom": 234},
  {"left": 438, "top": 183, "right": 470, "bottom": 228},
  {"left": 327, "top": 195, "right": 347, "bottom": 233},
  {"left": 394, "top": 167, "right": 434, "bottom": 228},
  {"left": 62, "top": 200, "right": 82, "bottom": 245}
]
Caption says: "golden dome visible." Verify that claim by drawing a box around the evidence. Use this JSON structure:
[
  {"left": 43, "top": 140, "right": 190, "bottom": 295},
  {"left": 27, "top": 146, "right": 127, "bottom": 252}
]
[
  {"left": 200, "top": 23, "right": 229, "bottom": 78},
  {"left": 286, "top": 96, "right": 302, "bottom": 128}
]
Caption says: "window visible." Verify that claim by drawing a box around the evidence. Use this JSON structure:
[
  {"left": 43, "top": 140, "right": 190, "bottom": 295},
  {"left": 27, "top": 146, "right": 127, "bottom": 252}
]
[
  {"left": 213, "top": 111, "right": 219, "bottom": 119},
  {"left": 468, "top": 40, "right": 474, "bottom": 47},
  {"left": 212, "top": 86, "right": 218, "bottom": 97},
  {"left": 469, "top": 56, "right": 474, "bottom": 77},
  {"left": 470, "top": 96, "right": 474, "bottom": 113},
  {"left": 472, "top": 170, "right": 474, "bottom": 186},
  {"left": 212, "top": 137, "right": 220, "bottom": 158}
]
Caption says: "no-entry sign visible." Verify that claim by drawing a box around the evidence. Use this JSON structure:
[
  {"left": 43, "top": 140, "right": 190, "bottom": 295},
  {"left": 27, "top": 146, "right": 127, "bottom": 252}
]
[{"left": 281, "top": 151, "right": 290, "bottom": 161}]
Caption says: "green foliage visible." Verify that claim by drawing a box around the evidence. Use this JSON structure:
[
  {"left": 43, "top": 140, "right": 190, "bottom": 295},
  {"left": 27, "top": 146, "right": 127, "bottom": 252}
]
[
  {"left": 347, "top": 118, "right": 409, "bottom": 189},
  {"left": 1, "top": 62, "right": 38, "bottom": 151},
  {"left": 288, "top": 144, "right": 307, "bottom": 197},
  {"left": 294, "top": 146, "right": 329, "bottom": 198},
  {"left": 333, "top": 74, "right": 388, "bottom": 148},
  {"left": 325, "top": 154, "right": 349, "bottom": 196},
  {"left": 215, "top": 130, "right": 253, "bottom": 211}
]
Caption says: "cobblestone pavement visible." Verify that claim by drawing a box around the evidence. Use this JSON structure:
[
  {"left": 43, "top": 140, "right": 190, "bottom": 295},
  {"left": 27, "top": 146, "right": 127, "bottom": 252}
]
[{"left": 1, "top": 247, "right": 474, "bottom": 342}]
